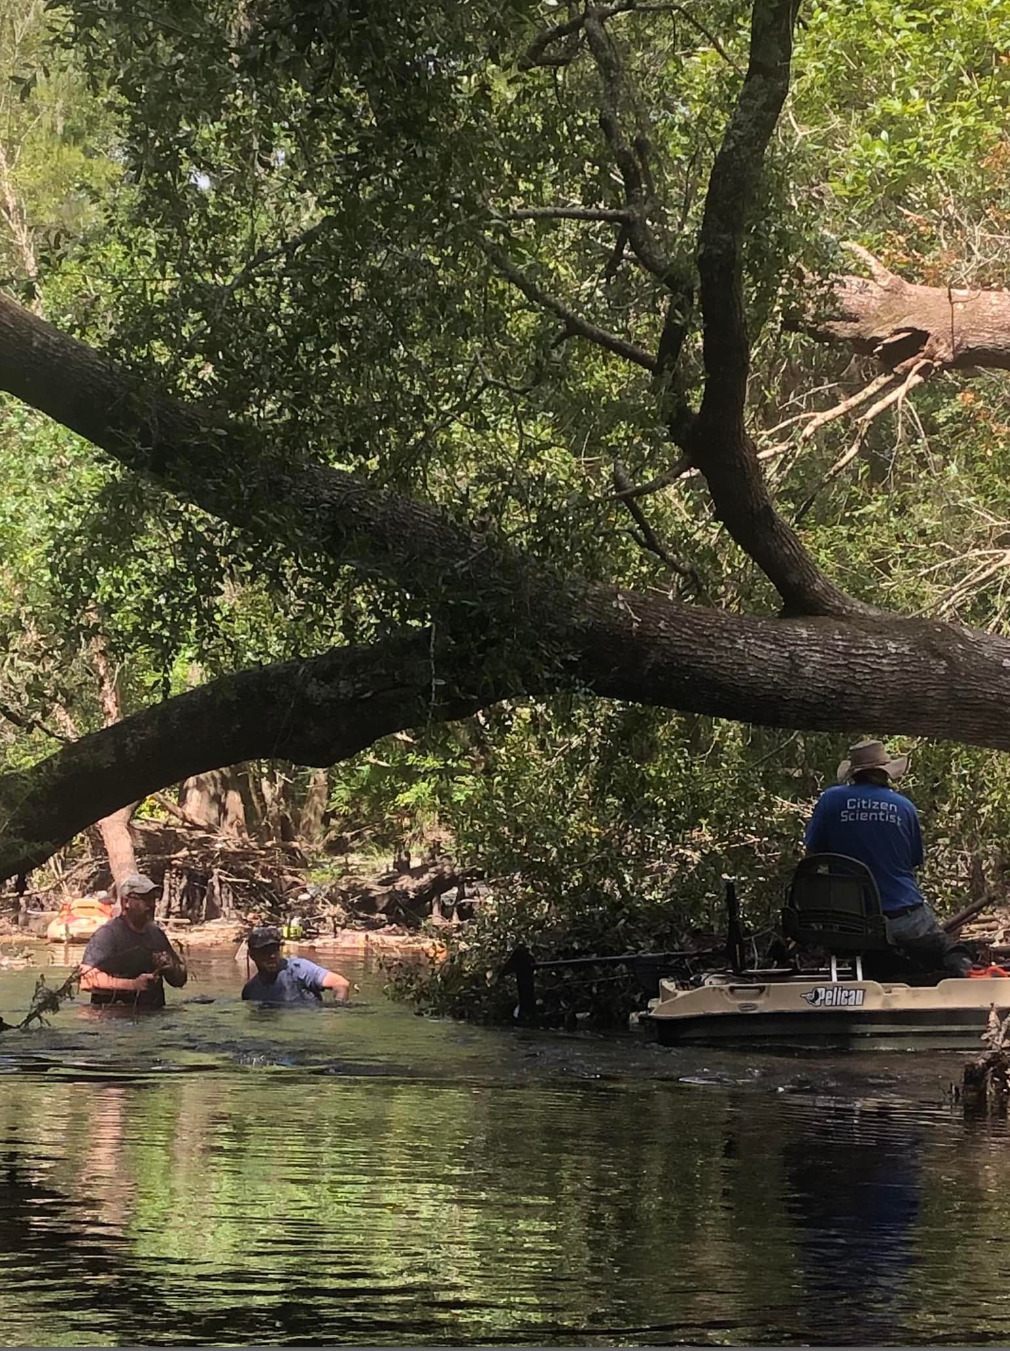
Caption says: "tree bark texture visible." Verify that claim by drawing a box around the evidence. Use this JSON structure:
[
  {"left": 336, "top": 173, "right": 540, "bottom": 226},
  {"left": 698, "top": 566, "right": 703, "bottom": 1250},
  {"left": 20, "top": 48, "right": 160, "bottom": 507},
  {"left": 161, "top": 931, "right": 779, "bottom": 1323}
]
[
  {"left": 299, "top": 769, "right": 330, "bottom": 845},
  {"left": 97, "top": 808, "right": 137, "bottom": 888},
  {"left": 179, "top": 769, "right": 249, "bottom": 837},
  {"left": 89, "top": 618, "right": 139, "bottom": 885},
  {"left": 51, "top": 669, "right": 139, "bottom": 887},
  {"left": 3, "top": 592, "right": 1010, "bottom": 881},
  {"left": 794, "top": 262, "right": 1010, "bottom": 373}
]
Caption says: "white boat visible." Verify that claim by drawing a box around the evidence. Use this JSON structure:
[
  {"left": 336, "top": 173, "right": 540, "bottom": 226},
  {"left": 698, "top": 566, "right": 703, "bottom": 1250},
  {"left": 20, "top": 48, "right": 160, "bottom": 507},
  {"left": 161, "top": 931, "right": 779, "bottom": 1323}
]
[
  {"left": 640, "top": 854, "right": 1007, "bottom": 1051},
  {"left": 639, "top": 971, "right": 1009, "bottom": 1051}
]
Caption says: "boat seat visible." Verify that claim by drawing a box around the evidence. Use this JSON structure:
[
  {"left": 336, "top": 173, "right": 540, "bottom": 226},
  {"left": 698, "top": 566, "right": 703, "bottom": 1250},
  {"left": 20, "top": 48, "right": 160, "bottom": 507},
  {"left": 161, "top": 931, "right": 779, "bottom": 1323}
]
[{"left": 781, "top": 853, "right": 891, "bottom": 981}]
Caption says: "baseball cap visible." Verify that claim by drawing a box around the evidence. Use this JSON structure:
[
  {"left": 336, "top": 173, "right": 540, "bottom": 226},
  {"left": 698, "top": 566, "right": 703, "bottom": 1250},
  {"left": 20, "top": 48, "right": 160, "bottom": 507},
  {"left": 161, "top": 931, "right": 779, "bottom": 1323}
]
[
  {"left": 247, "top": 925, "right": 283, "bottom": 951},
  {"left": 118, "top": 873, "right": 158, "bottom": 897}
]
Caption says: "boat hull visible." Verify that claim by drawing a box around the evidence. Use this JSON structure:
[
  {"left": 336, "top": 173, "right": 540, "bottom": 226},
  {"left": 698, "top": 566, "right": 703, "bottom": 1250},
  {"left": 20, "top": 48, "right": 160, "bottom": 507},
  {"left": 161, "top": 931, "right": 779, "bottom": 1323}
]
[
  {"left": 641, "top": 976, "right": 1010, "bottom": 1051},
  {"left": 45, "top": 918, "right": 103, "bottom": 943},
  {"left": 45, "top": 899, "right": 114, "bottom": 944}
]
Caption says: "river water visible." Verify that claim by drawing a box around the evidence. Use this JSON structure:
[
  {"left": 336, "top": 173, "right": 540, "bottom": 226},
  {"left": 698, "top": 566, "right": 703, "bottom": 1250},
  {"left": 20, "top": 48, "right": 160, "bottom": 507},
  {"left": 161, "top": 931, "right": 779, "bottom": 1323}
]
[{"left": 0, "top": 946, "right": 1007, "bottom": 1346}]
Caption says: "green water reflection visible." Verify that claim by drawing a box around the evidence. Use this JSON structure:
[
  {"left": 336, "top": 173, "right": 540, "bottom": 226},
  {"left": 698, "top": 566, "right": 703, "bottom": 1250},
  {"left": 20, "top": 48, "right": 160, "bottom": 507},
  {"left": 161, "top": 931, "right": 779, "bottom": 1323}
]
[{"left": 0, "top": 952, "right": 1008, "bottom": 1345}]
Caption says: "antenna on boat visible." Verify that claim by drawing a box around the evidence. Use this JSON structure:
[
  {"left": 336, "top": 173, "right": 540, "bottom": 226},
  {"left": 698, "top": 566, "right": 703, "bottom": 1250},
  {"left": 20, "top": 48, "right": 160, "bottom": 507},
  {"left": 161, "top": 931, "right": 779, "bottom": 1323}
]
[{"left": 724, "top": 878, "right": 746, "bottom": 975}]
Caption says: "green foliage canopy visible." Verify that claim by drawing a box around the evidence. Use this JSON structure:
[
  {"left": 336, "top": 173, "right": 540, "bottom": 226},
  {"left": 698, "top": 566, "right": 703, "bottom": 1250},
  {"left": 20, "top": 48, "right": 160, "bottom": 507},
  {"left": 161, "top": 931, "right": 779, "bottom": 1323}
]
[{"left": 6, "top": 0, "right": 1010, "bottom": 1015}]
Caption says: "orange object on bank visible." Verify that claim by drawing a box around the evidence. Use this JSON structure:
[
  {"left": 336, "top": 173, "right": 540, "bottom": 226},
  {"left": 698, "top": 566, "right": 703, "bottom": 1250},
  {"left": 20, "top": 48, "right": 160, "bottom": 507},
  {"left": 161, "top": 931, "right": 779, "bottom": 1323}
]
[
  {"left": 967, "top": 965, "right": 1010, "bottom": 979},
  {"left": 45, "top": 894, "right": 115, "bottom": 944}
]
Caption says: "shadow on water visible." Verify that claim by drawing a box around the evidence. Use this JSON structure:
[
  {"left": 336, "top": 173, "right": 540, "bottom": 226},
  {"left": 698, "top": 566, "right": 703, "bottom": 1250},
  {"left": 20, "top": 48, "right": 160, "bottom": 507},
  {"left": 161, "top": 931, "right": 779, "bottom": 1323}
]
[{"left": 1, "top": 948, "right": 1009, "bottom": 1345}]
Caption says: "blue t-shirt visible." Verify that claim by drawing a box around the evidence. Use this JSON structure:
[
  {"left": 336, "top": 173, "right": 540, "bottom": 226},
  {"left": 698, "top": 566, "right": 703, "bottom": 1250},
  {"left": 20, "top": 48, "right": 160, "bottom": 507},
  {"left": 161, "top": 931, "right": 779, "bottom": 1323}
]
[
  {"left": 241, "top": 955, "right": 332, "bottom": 1005},
  {"left": 804, "top": 784, "right": 925, "bottom": 914}
]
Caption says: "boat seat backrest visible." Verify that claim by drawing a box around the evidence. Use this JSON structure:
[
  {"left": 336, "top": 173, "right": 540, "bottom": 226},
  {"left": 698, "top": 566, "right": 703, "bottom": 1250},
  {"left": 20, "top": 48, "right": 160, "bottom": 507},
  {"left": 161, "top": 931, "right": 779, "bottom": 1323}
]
[{"left": 782, "top": 853, "right": 891, "bottom": 953}]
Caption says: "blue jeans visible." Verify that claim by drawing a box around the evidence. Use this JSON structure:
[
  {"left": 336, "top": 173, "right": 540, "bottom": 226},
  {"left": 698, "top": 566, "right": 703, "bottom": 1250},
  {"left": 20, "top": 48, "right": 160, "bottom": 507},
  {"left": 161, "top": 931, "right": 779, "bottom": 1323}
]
[{"left": 887, "top": 904, "right": 972, "bottom": 976}]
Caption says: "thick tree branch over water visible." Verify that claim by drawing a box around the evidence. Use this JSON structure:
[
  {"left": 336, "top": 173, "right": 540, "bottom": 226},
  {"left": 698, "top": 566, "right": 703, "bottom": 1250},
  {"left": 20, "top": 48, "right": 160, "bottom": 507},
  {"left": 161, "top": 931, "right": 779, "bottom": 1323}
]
[
  {"left": 0, "top": 633, "right": 491, "bottom": 879},
  {"left": 5, "top": 582, "right": 1010, "bottom": 879},
  {"left": 0, "top": 292, "right": 553, "bottom": 618}
]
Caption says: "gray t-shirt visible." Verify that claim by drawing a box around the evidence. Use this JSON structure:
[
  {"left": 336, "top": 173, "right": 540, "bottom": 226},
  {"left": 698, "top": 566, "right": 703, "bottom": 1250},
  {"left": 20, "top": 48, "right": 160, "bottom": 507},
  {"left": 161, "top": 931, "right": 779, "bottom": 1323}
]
[
  {"left": 241, "top": 956, "right": 331, "bottom": 1005},
  {"left": 81, "top": 916, "right": 175, "bottom": 1008}
]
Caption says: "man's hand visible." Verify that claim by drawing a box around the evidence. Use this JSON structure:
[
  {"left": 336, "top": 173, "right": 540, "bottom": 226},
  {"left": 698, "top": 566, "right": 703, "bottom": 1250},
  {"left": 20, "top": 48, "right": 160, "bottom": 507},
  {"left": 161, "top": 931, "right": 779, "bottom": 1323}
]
[
  {"left": 323, "top": 972, "right": 351, "bottom": 1004},
  {"left": 152, "top": 949, "right": 188, "bottom": 987},
  {"left": 134, "top": 972, "right": 161, "bottom": 992}
]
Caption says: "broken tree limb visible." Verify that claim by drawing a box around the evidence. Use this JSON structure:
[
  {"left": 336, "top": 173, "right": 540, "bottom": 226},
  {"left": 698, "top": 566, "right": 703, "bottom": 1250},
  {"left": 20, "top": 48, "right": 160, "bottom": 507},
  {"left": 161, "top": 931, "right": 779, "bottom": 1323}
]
[
  {"left": 793, "top": 360, "right": 932, "bottom": 523},
  {"left": 790, "top": 246, "right": 1010, "bottom": 374},
  {"left": 798, "top": 371, "right": 900, "bottom": 442}
]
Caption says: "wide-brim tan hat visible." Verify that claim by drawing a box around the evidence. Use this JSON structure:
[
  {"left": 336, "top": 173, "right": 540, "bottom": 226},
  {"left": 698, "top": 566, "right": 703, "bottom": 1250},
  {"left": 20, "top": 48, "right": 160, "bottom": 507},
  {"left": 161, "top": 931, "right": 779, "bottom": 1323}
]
[{"left": 837, "top": 739, "right": 909, "bottom": 784}]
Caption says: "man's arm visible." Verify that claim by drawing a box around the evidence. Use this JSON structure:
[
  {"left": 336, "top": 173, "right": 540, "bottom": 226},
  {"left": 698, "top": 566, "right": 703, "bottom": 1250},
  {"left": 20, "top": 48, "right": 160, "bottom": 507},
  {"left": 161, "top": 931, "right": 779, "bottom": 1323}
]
[
  {"left": 804, "top": 799, "right": 828, "bottom": 854},
  {"left": 80, "top": 967, "right": 160, "bottom": 995},
  {"left": 321, "top": 969, "right": 351, "bottom": 1004},
  {"left": 80, "top": 926, "right": 156, "bottom": 994},
  {"left": 295, "top": 957, "right": 351, "bottom": 1003}
]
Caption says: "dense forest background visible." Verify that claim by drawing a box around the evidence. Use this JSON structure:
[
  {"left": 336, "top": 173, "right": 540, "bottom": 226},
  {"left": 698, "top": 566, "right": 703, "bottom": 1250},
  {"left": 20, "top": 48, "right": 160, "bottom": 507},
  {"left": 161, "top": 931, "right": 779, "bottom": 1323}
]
[{"left": 4, "top": 0, "right": 1010, "bottom": 1016}]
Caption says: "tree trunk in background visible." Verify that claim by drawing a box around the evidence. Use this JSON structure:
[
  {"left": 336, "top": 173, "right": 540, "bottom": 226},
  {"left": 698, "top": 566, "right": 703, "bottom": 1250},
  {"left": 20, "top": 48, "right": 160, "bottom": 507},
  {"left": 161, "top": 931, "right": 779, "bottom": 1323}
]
[
  {"left": 88, "top": 612, "right": 139, "bottom": 886},
  {"left": 0, "top": 124, "right": 41, "bottom": 315},
  {"left": 98, "top": 807, "right": 137, "bottom": 887},
  {"left": 299, "top": 769, "right": 330, "bottom": 844},
  {"left": 177, "top": 664, "right": 251, "bottom": 838},
  {"left": 0, "top": 135, "right": 134, "bottom": 889},
  {"left": 52, "top": 693, "right": 139, "bottom": 890},
  {"left": 260, "top": 766, "right": 296, "bottom": 843},
  {"left": 179, "top": 767, "right": 249, "bottom": 836}
]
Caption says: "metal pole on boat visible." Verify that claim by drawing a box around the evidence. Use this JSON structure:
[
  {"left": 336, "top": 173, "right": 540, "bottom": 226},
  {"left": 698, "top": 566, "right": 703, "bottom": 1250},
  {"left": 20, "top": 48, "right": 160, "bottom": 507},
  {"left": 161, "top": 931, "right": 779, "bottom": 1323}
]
[
  {"left": 725, "top": 879, "right": 745, "bottom": 975},
  {"left": 502, "top": 946, "right": 538, "bottom": 1022}
]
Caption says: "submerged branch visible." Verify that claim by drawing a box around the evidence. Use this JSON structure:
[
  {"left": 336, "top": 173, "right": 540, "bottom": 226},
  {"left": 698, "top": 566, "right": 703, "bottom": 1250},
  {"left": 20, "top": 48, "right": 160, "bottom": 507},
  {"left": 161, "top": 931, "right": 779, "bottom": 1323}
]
[{"left": 0, "top": 967, "right": 81, "bottom": 1033}]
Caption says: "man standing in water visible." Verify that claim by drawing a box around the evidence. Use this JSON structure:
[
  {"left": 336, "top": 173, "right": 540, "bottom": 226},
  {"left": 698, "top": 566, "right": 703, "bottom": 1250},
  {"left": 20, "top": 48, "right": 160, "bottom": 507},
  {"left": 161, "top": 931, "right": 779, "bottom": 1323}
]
[
  {"left": 804, "top": 739, "right": 972, "bottom": 976},
  {"left": 80, "top": 873, "right": 188, "bottom": 1008},
  {"left": 241, "top": 926, "right": 351, "bottom": 1005}
]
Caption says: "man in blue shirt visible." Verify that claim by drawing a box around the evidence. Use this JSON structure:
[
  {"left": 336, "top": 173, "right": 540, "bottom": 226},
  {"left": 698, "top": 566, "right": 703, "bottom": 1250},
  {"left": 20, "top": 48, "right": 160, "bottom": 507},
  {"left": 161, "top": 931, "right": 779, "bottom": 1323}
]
[
  {"left": 804, "top": 740, "right": 972, "bottom": 976},
  {"left": 241, "top": 926, "right": 351, "bottom": 1005}
]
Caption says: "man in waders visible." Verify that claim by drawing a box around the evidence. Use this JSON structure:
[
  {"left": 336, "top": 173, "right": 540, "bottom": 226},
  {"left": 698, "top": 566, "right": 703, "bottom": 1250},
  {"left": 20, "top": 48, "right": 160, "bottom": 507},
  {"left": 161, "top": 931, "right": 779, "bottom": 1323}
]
[
  {"left": 80, "top": 873, "right": 188, "bottom": 1008},
  {"left": 804, "top": 740, "right": 972, "bottom": 977},
  {"left": 241, "top": 925, "right": 351, "bottom": 1005}
]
